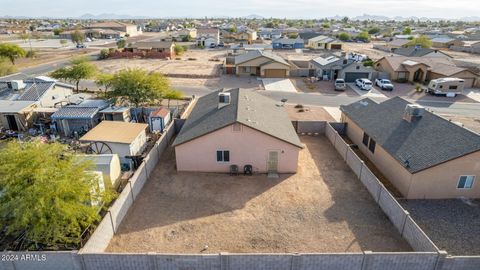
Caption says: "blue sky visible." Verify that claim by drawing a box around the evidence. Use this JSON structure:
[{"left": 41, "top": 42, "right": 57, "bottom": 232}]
[{"left": 1, "top": 0, "right": 478, "bottom": 19}]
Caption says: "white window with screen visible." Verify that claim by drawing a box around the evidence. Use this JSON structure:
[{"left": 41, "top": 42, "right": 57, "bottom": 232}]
[{"left": 457, "top": 175, "right": 475, "bottom": 189}]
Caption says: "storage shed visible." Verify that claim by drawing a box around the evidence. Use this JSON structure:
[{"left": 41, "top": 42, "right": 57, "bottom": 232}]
[
  {"left": 80, "top": 121, "right": 149, "bottom": 166},
  {"left": 148, "top": 107, "right": 171, "bottom": 132}
]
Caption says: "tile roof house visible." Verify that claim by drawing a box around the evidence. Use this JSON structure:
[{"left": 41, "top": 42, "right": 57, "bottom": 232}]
[
  {"left": 392, "top": 46, "right": 452, "bottom": 58},
  {"left": 340, "top": 97, "right": 480, "bottom": 199},
  {"left": 84, "top": 21, "right": 141, "bottom": 37},
  {"left": 126, "top": 41, "right": 175, "bottom": 58},
  {"left": 0, "top": 77, "right": 74, "bottom": 131},
  {"left": 374, "top": 56, "right": 479, "bottom": 87},
  {"left": 233, "top": 50, "right": 291, "bottom": 78},
  {"left": 306, "top": 35, "right": 343, "bottom": 50},
  {"left": 272, "top": 38, "right": 304, "bottom": 49},
  {"left": 173, "top": 88, "right": 303, "bottom": 173}
]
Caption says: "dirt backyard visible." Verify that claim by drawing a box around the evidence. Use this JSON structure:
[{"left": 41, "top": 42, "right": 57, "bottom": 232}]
[
  {"left": 94, "top": 49, "right": 226, "bottom": 77},
  {"left": 107, "top": 136, "right": 411, "bottom": 253}
]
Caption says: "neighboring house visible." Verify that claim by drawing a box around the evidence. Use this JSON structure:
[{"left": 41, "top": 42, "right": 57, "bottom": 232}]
[
  {"left": 272, "top": 38, "right": 304, "bottom": 49},
  {"left": 221, "top": 28, "right": 257, "bottom": 44},
  {"left": 431, "top": 37, "right": 464, "bottom": 48},
  {"left": 375, "top": 56, "right": 479, "bottom": 87},
  {"left": 309, "top": 55, "right": 348, "bottom": 80},
  {"left": 393, "top": 46, "right": 452, "bottom": 58},
  {"left": 374, "top": 39, "right": 410, "bottom": 52},
  {"left": 234, "top": 50, "right": 291, "bottom": 78},
  {"left": 83, "top": 154, "right": 122, "bottom": 188},
  {"left": 307, "top": 35, "right": 343, "bottom": 50},
  {"left": 173, "top": 88, "right": 303, "bottom": 173},
  {"left": 338, "top": 62, "right": 374, "bottom": 82},
  {"left": 126, "top": 41, "right": 175, "bottom": 58},
  {"left": 309, "top": 55, "right": 372, "bottom": 81},
  {"left": 51, "top": 99, "right": 109, "bottom": 136},
  {"left": 0, "top": 77, "right": 74, "bottom": 131},
  {"left": 84, "top": 21, "right": 141, "bottom": 37},
  {"left": 196, "top": 28, "right": 220, "bottom": 47},
  {"left": 340, "top": 97, "right": 480, "bottom": 199},
  {"left": 259, "top": 28, "right": 282, "bottom": 40},
  {"left": 148, "top": 107, "right": 171, "bottom": 132},
  {"left": 80, "top": 121, "right": 149, "bottom": 166}
]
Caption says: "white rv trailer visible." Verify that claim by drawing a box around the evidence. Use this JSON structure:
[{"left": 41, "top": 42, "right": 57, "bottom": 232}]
[{"left": 427, "top": 78, "right": 465, "bottom": 97}]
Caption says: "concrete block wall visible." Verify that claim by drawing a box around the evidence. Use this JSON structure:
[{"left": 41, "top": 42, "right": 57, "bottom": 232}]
[
  {"left": 443, "top": 256, "right": 480, "bottom": 270},
  {"left": 363, "top": 252, "right": 438, "bottom": 270},
  {"left": 402, "top": 216, "right": 438, "bottom": 252},
  {"left": 299, "top": 253, "right": 364, "bottom": 270},
  {"left": 109, "top": 184, "right": 134, "bottom": 232},
  {"left": 378, "top": 188, "right": 408, "bottom": 233},
  {"left": 326, "top": 123, "right": 439, "bottom": 253},
  {"left": 81, "top": 213, "right": 115, "bottom": 253},
  {"left": 295, "top": 121, "right": 326, "bottom": 134},
  {"left": 0, "top": 252, "right": 82, "bottom": 270}
]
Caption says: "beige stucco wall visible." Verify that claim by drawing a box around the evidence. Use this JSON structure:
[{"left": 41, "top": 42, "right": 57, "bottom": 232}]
[
  {"left": 260, "top": 62, "right": 290, "bottom": 76},
  {"left": 410, "top": 151, "right": 480, "bottom": 199},
  {"left": 175, "top": 123, "right": 301, "bottom": 173},
  {"left": 343, "top": 115, "right": 414, "bottom": 197},
  {"left": 343, "top": 114, "right": 480, "bottom": 199}
]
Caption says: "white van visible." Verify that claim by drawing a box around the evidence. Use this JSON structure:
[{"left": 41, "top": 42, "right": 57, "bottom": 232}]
[
  {"left": 427, "top": 78, "right": 464, "bottom": 97},
  {"left": 357, "top": 78, "right": 373, "bottom": 91}
]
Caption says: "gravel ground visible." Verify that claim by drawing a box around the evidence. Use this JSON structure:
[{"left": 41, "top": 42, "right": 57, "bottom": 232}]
[
  {"left": 107, "top": 136, "right": 410, "bottom": 253},
  {"left": 400, "top": 199, "right": 480, "bottom": 255}
]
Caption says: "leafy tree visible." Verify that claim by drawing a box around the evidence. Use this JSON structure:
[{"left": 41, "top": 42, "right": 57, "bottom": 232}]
[
  {"left": 0, "top": 43, "right": 26, "bottom": 65},
  {"left": 98, "top": 49, "right": 110, "bottom": 60},
  {"left": 95, "top": 73, "right": 114, "bottom": 94},
  {"left": 338, "top": 32, "right": 351, "bottom": 41},
  {"left": 53, "top": 28, "right": 64, "bottom": 35},
  {"left": 174, "top": 44, "right": 187, "bottom": 56},
  {"left": 356, "top": 31, "right": 371, "bottom": 42},
  {"left": 0, "top": 140, "right": 106, "bottom": 248},
  {"left": 109, "top": 69, "right": 172, "bottom": 109},
  {"left": 18, "top": 32, "right": 30, "bottom": 43},
  {"left": 229, "top": 26, "right": 237, "bottom": 33},
  {"left": 71, "top": 30, "right": 85, "bottom": 44},
  {"left": 403, "top": 26, "right": 412, "bottom": 35},
  {"left": 0, "top": 57, "right": 17, "bottom": 76},
  {"left": 50, "top": 57, "right": 97, "bottom": 92},
  {"left": 342, "top": 16, "right": 349, "bottom": 23},
  {"left": 321, "top": 22, "right": 330, "bottom": 28},
  {"left": 368, "top": 27, "right": 380, "bottom": 35},
  {"left": 116, "top": 39, "right": 126, "bottom": 49},
  {"left": 182, "top": 34, "right": 192, "bottom": 42},
  {"left": 164, "top": 89, "right": 183, "bottom": 108},
  {"left": 407, "top": 35, "right": 432, "bottom": 48}
]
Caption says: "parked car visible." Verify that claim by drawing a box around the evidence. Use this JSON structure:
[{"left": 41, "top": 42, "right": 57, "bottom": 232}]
[
  {"left": 355, "top": 78, "right": 363, "bottom": 88},
  {"left": 218, "top": 42, "right": 225, "bottom": 47},
  {"left": 358, "top": 79, "right": 373, "bottom": 91},
  {"left": 375, "top": 79, "right": 394, "bottom": 91},
  {"left": 334, "top": 79, "right": 346, "bottom": 91},
  {"left": 427, "top": 78, "right": 464, "bottom": 97},
  {"left": 76, "top": 43, "right": 87, "bottom": 49},
  {"left": 209, "top": 43, "right": 216, "bottom": 48}
]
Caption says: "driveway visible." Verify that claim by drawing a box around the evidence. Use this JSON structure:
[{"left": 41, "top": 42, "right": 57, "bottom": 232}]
[
  {"left": 347, "top": 83, "right": 388, "bottom": 98},
  {"left": 262, "top": 78, "right": 297, "bottom": 92}
]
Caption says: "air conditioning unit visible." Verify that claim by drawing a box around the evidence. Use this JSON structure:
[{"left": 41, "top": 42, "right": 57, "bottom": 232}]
[
  {"left": 403, "top": 104, "right": 425, "bottom": 122},
  {"left": 7, "top": 80, "right": 26, "bottom": 91},
  {"left": 218, "top": 92, "right": 231, "bottom": 109}
]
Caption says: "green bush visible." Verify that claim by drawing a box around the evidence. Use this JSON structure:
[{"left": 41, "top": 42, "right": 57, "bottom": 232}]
[
  {"left": 98, "top": 49, "right": 110, "bottom": 60},
  {"left": 0, "top": 58, "right": 17, "bottom": 76}
]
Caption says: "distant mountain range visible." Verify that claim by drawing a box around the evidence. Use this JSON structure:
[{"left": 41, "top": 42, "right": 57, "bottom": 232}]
[
  {"left": 77, "top": 13, "right": 149, "bottom": 20},
  {"left": 329, "top": 14, "right": 480, "bottom": 22},
  {"left": 0, "top": 13, "right": 479, "bottom": 22}
]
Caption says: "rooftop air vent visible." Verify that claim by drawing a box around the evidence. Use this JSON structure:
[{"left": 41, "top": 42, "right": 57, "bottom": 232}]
[
  {"left": 218, "top": 92, "right": 231, "bottom": 109},
  {"left": 403, "top": 104, "right": 425, "bottom": 123}
]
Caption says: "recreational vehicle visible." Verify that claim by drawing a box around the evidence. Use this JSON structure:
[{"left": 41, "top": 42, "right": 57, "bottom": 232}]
[{"left": 427, "top": 78, "right": 464, "bottom": 97}]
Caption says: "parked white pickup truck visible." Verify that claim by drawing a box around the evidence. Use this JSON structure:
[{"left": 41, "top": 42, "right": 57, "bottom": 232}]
[{"left": 375, "top": 79, "right": 394, "bottom": 91}]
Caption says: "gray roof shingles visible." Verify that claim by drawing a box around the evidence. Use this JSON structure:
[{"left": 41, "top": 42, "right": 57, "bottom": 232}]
[
  {"left": 341, "top": 97, "right": 480, "bottom": 173},
  {"left": 173, "top": 88, "right": 303, "bottom": 148}
]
